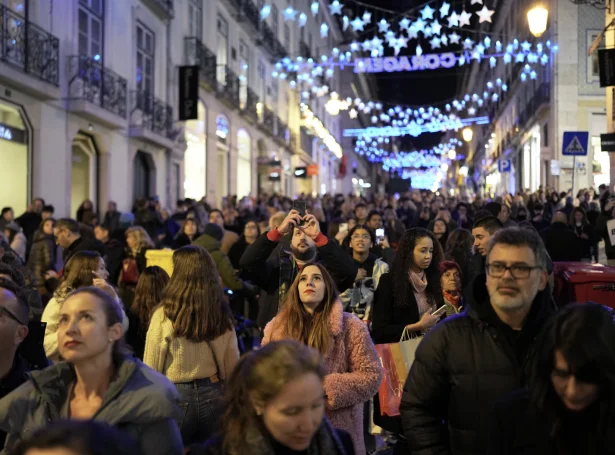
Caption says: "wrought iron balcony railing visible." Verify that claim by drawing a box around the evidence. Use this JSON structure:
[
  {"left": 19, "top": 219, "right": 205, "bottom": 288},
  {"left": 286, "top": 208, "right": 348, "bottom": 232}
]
[
  {"left": 241, "top": 87, "right": 259, "bottom": 122},
  {"left": 0, "top": 4, "right": 59, "bottom": 86},
  {"left": 68, "top": 55, "right": 127, "bottom": 118},
  {"left": 243, "top": 0, "right": 260, "bottom": 29},
  {"left": 130, "top": 90, "right": 173, "bottom": 138},
  {"left": 299, "top": 41, "right": 312, "bottom": 59},
  {"left": 216, "top": 65, "right": 240, "bottom": 110},
  {"left": 259, "top": 23, "right": 277, "bottom": 56},
  {"left": 184, "top": 37, "right": 217, "bottom": 90},
  {"left": 262, "top": 106, "right": 275, "bottom": 136},
  {"left": 276, "top": 118, "right": 289, "bottom": 145},
  {"left": 142, "top": 0, "right": 174, "bottom": 19}
]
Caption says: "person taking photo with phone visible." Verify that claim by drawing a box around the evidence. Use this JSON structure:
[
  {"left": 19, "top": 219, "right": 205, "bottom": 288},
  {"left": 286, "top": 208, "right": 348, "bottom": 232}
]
[{"left": 240, "top": 206, "right": 358, "bottom": 330}]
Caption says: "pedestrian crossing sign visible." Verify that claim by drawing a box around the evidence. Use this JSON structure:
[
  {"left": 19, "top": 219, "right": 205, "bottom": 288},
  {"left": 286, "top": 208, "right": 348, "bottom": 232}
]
[{"left": 562, "top": 132, "right": 589, "bottom": 156}]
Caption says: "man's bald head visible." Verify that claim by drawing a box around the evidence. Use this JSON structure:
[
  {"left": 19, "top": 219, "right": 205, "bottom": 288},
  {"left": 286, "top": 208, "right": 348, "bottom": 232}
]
[
  {"left": 0, "top": 280, "right": 29, "bottom": 325},
  {"left": 552, "top": 211, "right": 568, "bottom": 225}
]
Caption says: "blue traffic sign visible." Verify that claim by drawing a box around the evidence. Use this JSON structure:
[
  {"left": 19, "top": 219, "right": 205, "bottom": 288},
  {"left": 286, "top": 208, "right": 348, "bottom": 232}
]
[
  {"left": 562, "top": 132, "right": 589, "bottom": 156},
  {"left": 498, "top": 159, "right": 512, "bottom": 173}
]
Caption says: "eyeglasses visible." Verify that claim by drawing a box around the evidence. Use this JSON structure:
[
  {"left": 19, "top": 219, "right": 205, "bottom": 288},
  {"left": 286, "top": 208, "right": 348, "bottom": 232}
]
[
  {"left": 485, "top": 263, "right": 541, "bottom": 279},
  {"left": 351, "top": 235, "right": 371, "bottom": 241},
  {"left": 0, "top": 306, "right": 26, "bottom": 325}
]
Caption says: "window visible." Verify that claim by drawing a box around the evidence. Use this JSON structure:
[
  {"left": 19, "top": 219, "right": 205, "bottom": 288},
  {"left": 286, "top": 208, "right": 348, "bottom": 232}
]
[
  {"left": 188, "top": 0, "right": 203, "bottom": 39},
  {"left": 257, "top": 60, "right": 266, "bottom": 106},
  {"left": 588, "top": 30, "right": 604, "bottom": 82},
  {"left": 217, "top": 15, "right": 229, "bottom": 85},
  {"left": 308, "top": 31, "right": 312, "bottom": 54},
  {"left": 300, "top": 24, "right": 304, "bottom": 43},
  {"left": 239, "top": 41, "right": 250, "bottom": 109},
  {"left": 78, "top": 0, "right": 104, "bottom": 60},
  {"left": 271, "top": 5, "right": 278, "bottom": 37},
  {"left": 136, "top": 22, "right": 154, "bottom": 94},
  {"left": 271, "top": 78, "right": 278, "bottom": 105},
  {"left": 284, "top": 24, "right": 291, "bottom": 52},
  {"left": 543, "top": 123, "right": 549, "bottom": 147}
]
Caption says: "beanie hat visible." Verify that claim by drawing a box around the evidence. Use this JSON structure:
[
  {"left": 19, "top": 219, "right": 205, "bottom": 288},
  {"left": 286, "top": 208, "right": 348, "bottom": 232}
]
[{"left": 203, "top": 223, "right": 224, "bottom": 241}]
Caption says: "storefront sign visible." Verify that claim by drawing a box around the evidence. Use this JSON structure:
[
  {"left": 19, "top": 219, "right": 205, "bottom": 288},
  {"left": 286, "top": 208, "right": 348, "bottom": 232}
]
[
  {"left": 0, "top": 123, "right": 27, "bottom": 144},
  {"left": 354, "top": 53, "right": 458, "bottom": 74},
  {"left": 294, "top": 166, "right": 308, "bottom": 178},
  {"left": 598, "top": 48, "right": 615, "bottom": 87},
  {"left": 178, "top": 66, "right": 199, "bottom": 121},
  {"left": 601, "top": 133, "right": 615, "bottom": 152},
  {"left": 307, "top": 164, "right": 319, "bottom": 176}
]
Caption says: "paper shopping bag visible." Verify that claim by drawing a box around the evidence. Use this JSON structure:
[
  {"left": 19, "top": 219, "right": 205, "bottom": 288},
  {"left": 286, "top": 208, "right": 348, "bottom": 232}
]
[
  {"left": 399, "top": 328, "right": 423, "bottom": 372},
  {"left": 375, "top": 344, "right": 404, "bottom": 417}
]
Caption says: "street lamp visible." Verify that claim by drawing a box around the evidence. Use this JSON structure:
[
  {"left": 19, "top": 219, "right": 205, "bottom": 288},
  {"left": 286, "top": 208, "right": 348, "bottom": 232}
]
[
  {"left": 528, "top": 4, "right": 548, "bottom": 38},
  {"left": 462, "top": 127, "right": 473, "bottom": 142}
]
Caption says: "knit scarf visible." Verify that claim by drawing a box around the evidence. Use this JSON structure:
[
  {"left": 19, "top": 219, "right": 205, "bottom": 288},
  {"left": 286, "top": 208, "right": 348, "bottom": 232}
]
[
  {"left": 408, "top": 270, "right": 431, "bottom": 315},
  {"left": 443, "top": 290, "right": 461, "bottom": 307}
]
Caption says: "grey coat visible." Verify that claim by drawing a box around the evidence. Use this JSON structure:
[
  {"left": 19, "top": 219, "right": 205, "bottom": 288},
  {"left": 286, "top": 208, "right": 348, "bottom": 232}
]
[{"left": 0, "top": 357, "right": 183, "bottom": 455}]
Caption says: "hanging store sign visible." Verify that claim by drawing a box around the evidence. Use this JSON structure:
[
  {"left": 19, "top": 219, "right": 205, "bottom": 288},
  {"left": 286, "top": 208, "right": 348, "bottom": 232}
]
[
  {"left": 178, "top": 66, "right": 199, "bottom": 121},
  {"left": 601, "top": 133, "right": 615, "bottom": 152},
  {"left": 0, "top": 123, "right": 27, "bottom": 144},
  {"left": 354, "top": 53, "right": 458, "bottom": 74},
  {"left": 306, "top": 164, "right": 319, "bottom": 176},
  {"left": 598, "top": 48, "right": 615, "bottom": 87}
]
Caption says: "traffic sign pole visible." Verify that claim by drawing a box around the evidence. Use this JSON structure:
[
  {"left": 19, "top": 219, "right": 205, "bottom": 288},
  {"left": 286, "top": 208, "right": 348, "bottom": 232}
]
[{"left": 572, "top": 156, "right": 576, "bottom": 195}]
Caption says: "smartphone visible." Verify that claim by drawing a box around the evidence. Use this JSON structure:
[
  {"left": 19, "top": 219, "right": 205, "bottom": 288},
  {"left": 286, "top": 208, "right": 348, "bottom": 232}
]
[
  {"left": 339, "top": 223, "right": 348, "bottom": 233},
  {"left": 432, "top": 305, "right": 448, "bottom": 316},
  {"left": 293, "top": 199, "right": 307, "bottom": 218},
  {"left": 376, "top": 228, "right": 385, "bottom": 238}
]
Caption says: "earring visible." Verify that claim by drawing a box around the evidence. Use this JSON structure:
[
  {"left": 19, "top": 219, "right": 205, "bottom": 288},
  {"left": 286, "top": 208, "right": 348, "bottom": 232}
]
[
  {"left": 109, "top": 338, "right": 113, "bottom": 343},
  {"left": 255, "top": 409, "right": 262, "bottom": 416}
]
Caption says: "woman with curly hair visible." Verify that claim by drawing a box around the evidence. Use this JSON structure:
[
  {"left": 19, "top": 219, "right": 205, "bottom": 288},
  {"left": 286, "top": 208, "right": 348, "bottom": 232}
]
[{"left": 119, "top": 226, "right": 155, "bottom": 307}]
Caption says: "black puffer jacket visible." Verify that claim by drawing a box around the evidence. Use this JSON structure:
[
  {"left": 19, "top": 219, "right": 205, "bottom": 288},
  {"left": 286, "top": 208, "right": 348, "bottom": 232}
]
[{"left": 400, "top": 274, "right": 554, "bottom": 455}]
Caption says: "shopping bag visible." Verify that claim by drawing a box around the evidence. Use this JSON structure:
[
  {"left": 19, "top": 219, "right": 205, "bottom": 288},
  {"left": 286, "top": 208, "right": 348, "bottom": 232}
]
[
  {"left": 399, "top": 327, "right": 423, "bottom": 372},
  {"left": 120, "top": 258, "right": 140, "bottom": 284}
]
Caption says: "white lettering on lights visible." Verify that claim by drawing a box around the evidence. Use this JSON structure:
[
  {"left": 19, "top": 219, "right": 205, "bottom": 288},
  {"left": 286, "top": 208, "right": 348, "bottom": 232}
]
[
  {"left": 354, "top": 53, "right": 458, "bottom": 74},
  {"left": 0, "top": 126, "right": 13, "bottom": 141}
]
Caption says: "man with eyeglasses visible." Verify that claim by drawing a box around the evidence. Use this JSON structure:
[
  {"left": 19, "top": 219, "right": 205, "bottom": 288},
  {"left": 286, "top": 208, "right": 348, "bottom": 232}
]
[
  {"left": 0, "top": 279, "right": 30, "bottom": 448},
  {"left": 400, "top": 228, "right": 554, "bottom": 455}
]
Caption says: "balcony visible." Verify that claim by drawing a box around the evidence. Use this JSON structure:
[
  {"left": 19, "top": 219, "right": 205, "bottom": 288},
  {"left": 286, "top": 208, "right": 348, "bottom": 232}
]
[
  {"left": 275, "top": 118, "right": 289, "bottom": 146},
  {"left": 259, "top": 23, "right": 278, "bottom": 57},
  {"left": 299, "top": 41, "right": 312, "bottom": 59},
  {"left": 67, "top": 55, "right": 127, "bottom": 128},
  {"left": 242, "top": 0, "right": 260, "bottom": 30},
  {"left": 289, "top": 130, "right": 298, "bottom": 153},
  {"left": 241, "top": 87, "right": 259, "bottom": 123},
  {"left": 129, "top": 90, "right": 175, "bottom": 148},
  {"left": 141, "top": 0, "right": 174, "bottom": 19},
  {"left": 184, "top": 37, "right": 217, "bottom": 91},
  {"left": 216, "top": 65, "right": 240, "bottom": 110},
  {"left": 0, "top": 4, "right": 60, "bottom": 98},
  {"left": 518, "top": 82, "right": 550, "bottom": 127},
  {"left": 260, "top": 106, "right": 275, "bottom": 136}
]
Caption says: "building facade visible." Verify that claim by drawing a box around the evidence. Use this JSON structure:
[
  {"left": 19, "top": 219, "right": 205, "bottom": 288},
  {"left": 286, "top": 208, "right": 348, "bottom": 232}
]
[
  {"left": 0, "top": 0, "right": 346, "bottom": 219},
  {"left": 460, "top": 0, "right": 608, "bottom": 197}
]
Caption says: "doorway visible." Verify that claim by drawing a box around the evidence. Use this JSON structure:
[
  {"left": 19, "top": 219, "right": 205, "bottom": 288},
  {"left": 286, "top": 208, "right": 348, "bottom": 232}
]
[
  {"left": 134, "top": 150, "right": 155, "bottom": 200},
  {"left": 70, "top": 133, "right": 97, "bottom": 219}
]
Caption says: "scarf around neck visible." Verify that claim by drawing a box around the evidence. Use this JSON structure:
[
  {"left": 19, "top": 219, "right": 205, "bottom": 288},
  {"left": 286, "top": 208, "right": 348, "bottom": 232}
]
[
  {"left": 408, "top": 270, "right": 432, "bottom": 315},
  {"left": 443, "top": 290, "right": 461, "bottom": 307}
]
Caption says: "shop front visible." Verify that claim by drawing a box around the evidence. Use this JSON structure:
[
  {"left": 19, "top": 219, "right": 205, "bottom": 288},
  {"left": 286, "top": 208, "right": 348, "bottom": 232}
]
[{"left": 0, "top": 102, "right": 30, "bottom": 212}]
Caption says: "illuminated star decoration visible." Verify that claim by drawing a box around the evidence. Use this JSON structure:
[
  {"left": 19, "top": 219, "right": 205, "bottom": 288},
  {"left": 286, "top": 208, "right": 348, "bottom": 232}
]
[
  {"left": 471, "top": 0, "right": 483, "bottom": 4},
  {"left": 362, "top": 11, "right": 372, "bottom": 25},
  {"left": 440, "top": 34, "right": 449, "bottom": 46},
  {"left": 430, "top": 36, "right": 442, "bottom": 49},
  {"left": 392, "top": 37, "right": 409, "bottom": 56},
  {"left": 320, "top": 23, "right": 329, "bottom": 38},
  {"left": 350, "top": 41, "right": 360, "bottom": 52},
  {"left": 399, "top": 17, "right": 411, "bottom": 30},
  {"left": 349, "top": 108, "right": 358, "bottom": 119},
  {"left": 414, "top": 18, "right": 426, "bottom": 32},
  {"left": 351, "top": 16, "right": 365, "bottom": 31},
  {"left": 259, "top": 4, "right": 271, "bottom": 20},
  {"left": 440, "top": 2, "right": 451, "bottom": 17},
  {"left": 449, "top": 32, "right": 461, "bottom": 44},
  {"left": 408, "top": 27, "right": 419, "bottom": 39},
  {"left": 458, "top": 10, "right": 472, "bottom": 27},
  {"left": 310, "top": 1, "right": 319, "bottom": 16},
  {"left": 447, "top": 12, "right": 459, "bottom": 27},
  {"left": 431, "top": 21, "right": 442, "bottom": 35},
  {"left": 342, "top": 15, "right": 349, "bottom": 30},
  {"left": 476, "top": 5, "right": 495, "bottom": 23},
  {"left": 421, "top": 4, "right": 435, "bottom": 20},
  {"left": 521, "top": 40, "right": 532, "bottom": 52},
  {"left": 463, "top": 38, "right": 475, "bottom": 50},
  {"left": 378, "top": 19, "right": 390, "bottom": 33},
  {"left": 282, "top": 7, "right": 297, "bottom": 21},
  {"left": 298, "top": 13, "right": 307, "bottom": 26},
  {"left": 329, "top": 1, "right": 343, "bottom": 15},
  {"left": 416, "top": 44, "right": 423, "bottom": 56}
]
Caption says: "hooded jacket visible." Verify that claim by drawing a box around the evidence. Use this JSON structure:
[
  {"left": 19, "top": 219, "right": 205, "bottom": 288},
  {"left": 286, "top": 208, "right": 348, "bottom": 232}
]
[
  {"left": 0, "top": 357, "right": 183, "bottom": 455},
  {"left": 192, "top": 233, "right": 245, "bottom": 292},
  {"left": 400, "top": 274, "right": 554, "bottom": 455},
  {"left": 262, "top": 300, "right": 382, "bottom": 455}
]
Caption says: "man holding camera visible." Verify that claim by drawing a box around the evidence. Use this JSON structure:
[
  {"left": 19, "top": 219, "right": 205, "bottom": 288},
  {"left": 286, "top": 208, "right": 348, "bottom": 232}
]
[{"left": 240, "top": 208, "right": 358, "bottom": 329}]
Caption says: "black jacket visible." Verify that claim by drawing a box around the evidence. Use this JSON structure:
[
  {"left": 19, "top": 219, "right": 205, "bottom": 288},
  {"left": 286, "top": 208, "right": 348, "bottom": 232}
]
[
  {"left": 571, "top": 223, "right": 594, "bottom": 259},
  {"left": 0, "top": 356, "right": 30, "bottom": 448},
  {"left": 540, "top": 223, "right": 583, "bottom": 262},
  {"left": 400, "top": 274, "right": 554, "bottom": 455},
  {"left": 239, "top": 231, "right": 358, "bottom": 328},
  {"left": 62, "top": 236, "right": 107, "bottom": 264},
  {"left": 464, "top": 252, "right": 485, "bottom": 291}
]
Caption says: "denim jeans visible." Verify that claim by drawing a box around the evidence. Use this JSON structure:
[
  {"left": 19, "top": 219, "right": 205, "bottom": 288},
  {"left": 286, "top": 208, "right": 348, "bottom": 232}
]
[{"left": 175, "top": 378, "right": 224, "bottom": 446}]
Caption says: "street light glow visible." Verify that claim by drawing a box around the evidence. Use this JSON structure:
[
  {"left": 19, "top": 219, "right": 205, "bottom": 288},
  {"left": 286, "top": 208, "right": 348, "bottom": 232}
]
[
  {"left": 462, "top": 127, "right": 473, "bottom": 142},
  {"left": 528, "top": 4, "right": 548, "bottom": 38}
]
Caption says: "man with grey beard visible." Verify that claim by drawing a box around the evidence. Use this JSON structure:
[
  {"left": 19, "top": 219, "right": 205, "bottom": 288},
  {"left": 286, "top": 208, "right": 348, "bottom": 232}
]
[
  {"left": 400, "top": 228, "right": 554, "bottom": 455},
  {"left": 240, "top": 209, "right": 357, "bottom": 329}
]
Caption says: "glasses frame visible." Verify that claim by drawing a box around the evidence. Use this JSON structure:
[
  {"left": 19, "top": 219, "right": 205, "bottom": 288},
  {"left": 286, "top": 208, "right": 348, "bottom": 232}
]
[
  {"left": 485, "top": 263, "right": 542, "bottom": 279},
  {"left": 0, "top": 306, "right": 27, "bottom": 326}
]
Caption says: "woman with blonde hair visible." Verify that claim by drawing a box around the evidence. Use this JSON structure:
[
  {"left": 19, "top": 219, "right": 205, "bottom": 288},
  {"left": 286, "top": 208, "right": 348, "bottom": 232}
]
[
  {"left": 262, "top": 263, "right": 382, "bottom": 454},
  {"left": 192, "top": 340, "right": 355, "bottom": 455},
  {"left": 42, "top": 250, "right": 127, "bottom": 362},
  {"left": 144, "top": 245, "right": 240, "bottom": 447},
  {"left": 119, "top": 226, "right": 155, "bottom": 306}
]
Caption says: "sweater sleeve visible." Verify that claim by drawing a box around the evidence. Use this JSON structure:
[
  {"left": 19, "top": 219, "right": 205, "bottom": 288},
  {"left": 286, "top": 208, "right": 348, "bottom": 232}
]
[
  {"left": 210, "top": 329, "right": 240, "bottom": 380},
  {"left": 323, "top": 316, "right": 382, "bottom": 411},
  {"left": 143, "top": 310, "right": 169, "bottom": 374},
  {"left": 42, "top": 297, "right": 61, "bottom": 362}
]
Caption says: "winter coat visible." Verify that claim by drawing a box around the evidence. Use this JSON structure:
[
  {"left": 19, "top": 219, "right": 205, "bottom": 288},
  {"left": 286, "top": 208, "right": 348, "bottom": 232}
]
[
  {"left": 62, "top": 236, "right": 107, "bottom": 264},
  {"left": 339, "top": 255, "right": 388, "bottom": 321},
  {"left": 540, "top": 223, "right": 583, "bottom": 262},
  {"left": 27, "top": 231, "right": 56, "bottom": 289},
  {"left": 400, "top": 274, "right": 554, "bottom": 455},
  {"left": 464, "top": 252, "right": 485, "bottom": 294},
  {"left": 262, "top": 300, "right": 382, "bottom": 455},
  {"left": 571, "top": 222, "right": 594, "bottom": 259},
  {"left": 0, "top": 356, "right": 29, "bottom": 448},
  {"left": 192, "top": 233, "right": 245, "bottom": 292},
  {"left": 9, "top": 232, "right": 27, "bottom": 262},
  {"left": 220, "top": 230, "right": 239, "bottom": 255},
  {"left": 0, "top": 357, "right": 183, "bottom": 455},
  {"left": 240, "top": 230, "right": 358, "bottom": 328}
]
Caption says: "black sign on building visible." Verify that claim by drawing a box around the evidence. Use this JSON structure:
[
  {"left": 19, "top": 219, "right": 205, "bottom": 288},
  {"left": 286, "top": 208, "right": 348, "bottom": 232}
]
[
  {"left": 601, "top": 133, "right": 615, "bottom": 152},
  {"left": 178, "top": 66, "right": 199, "bottom": 121},
  {"left": 598, "top": 48, "right": 615, "bottom": 88}
]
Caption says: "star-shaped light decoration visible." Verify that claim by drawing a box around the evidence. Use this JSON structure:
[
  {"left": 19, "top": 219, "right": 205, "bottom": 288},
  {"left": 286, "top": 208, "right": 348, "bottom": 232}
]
[
  {"left": 399, "top": 17, "right": 411, "bottom": 30},
  {"left": 521, "top": 41, "right": 532, "bottom": 52},
  {"left": 424, "top": 26, "right": 433, "bottom": 38},
  {"left": 329, "top": 1, "right": 343, "bottom": 16},
  {"left": 392, "top": 37, "right": 409, "bottom": 56},
  {"left": 349, "top": 41, "right": 360, "bottom": 52},
  {"left": 463, "top": 38, "right": 475, "bottom": 50},
  {"left": 458, "top": 10, "right": 472, "bottom": 27},
  {"left": 471, "top": 0, "right": 483, "bottom": 4},
  {"left": 298, "top": 13, "right": 307, "bottom": 26},
  {"left": 449, "top": 32, "right": 461, "bottom": 44},
  {"left": 521, "top": 73, "right": 527, "bottom": 82},
  {"left": 440, "top": 2, "right": 451, "bottom": 17},
  {"left": 408, "top": 27, "right": 419, "bottom": 39},
  {"left": 414, "top": 18, "right": 426, "bottom": 32},
  {"left": 489, "top": 56, "right": 497, "bottom": 68},
  {"left": 362, "top": 11, "right": 372, "bottom": 25},
  {"left": 540, "top": 54, "right": 549, "bottom": 65},
  {"left": 516, "top": 53, "right": 525, "bottom": 63},
  {"left": 527, "top": 53, "right": 538, "bottom": 63},
  {"left": 320, "top": 23, "right": 329, "bottom": 38},
  {"left": 447, "top": 12, "right": 459, "bottom": 27},
  {"left": 440, "top": 34, "right": 449, "bottom": 46},
  {"left": 351, "top": 17, "right": 365, "bottom": 31},
  {"left": 484, "top": 37, "right": 492, "bottom": 48},
  {"left": 342, "top": 15, "right": 349, "bottom": 30},
  {"left": 378, "top": 19, "right": 390, "bottom": 33},
  {"left": 495, "top": 41, "right": 503, "bottom": 52},
  {"left": 503, "top": 53, "right": 512, "bottom": 64},
  {"left": 260, "top": 4, "right": 271, "bottom": 20},
  {"left": 349, "top": 108, "right": 358, "bottom": 119},
  {"left": 476, "top": 6, "right": 494, "bottom": 23},
  {"left": 431, "top": 21, "right": 442, "bottom": 35},
  {"left": 468, "top": 107, "right": 477, "bottom": 115},
  {"left": 361, "top": 40, "right": 372, "bottom": 51},
  {"left": 385, "top": 31, "right": 396, "bottom": 45},
  {"left": 475, "top": 43, "right": 486, "bottom": 54},
  {"left": 430, "top": 36, "right": 442, "bottom": 49},
  {"left": 421, "top": 4, "right": 435, "bottom": 20},
  {"left": 371, "top": 36, "right": 384, "bottom": 49},
  {"left": 283, "top": 7, "right": 297, "bottom": 21},
  {"left": 416, "top": 44, "right": 423, "bottom": 56},
  {"left": 310, "top": 1, "right": 319, "bottom": 16}
]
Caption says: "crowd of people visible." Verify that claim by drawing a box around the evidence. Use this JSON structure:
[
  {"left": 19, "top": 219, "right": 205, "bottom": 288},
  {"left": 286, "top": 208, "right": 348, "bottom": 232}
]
[{"left": 0, "top": 185, "right": 614, "bottom": 455}]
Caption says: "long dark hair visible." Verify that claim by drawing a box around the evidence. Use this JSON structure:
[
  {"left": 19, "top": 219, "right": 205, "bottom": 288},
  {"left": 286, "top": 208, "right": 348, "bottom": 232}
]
[
  {"left": 56, "top": 251, "right": 103, "bottom": 302},
  {"left": 528, "top": 304, "right": 615, "bottom": 449},
  {"left": 444, "top": 228, "right": 474, "bottom": 266},
  {"left": 392, "top": 228, "right": 443, "bottom": 308},
  {"left": 162, "top": 245, "right": 234, "bottom": 342},
  {"left": 132, "top": 266, "right": 169, "bottom": 328},
  {"left": 569, "top": 207, "right": 589, "bottom": 226}
]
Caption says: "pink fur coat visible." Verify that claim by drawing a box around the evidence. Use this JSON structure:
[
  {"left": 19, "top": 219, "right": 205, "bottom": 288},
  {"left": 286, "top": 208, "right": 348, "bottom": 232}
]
[{"left": 262, "top": 300, "right": 383, "bottom": 455}]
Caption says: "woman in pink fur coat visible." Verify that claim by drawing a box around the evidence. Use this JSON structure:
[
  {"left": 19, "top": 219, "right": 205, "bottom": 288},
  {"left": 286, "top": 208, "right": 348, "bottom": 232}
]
[{"left": 262, "top": 263, "right": 382, "bottom": 455}]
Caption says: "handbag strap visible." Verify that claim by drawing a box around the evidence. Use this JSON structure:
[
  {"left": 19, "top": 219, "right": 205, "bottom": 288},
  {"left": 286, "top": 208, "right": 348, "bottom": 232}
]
[{"left": 400, "top": 327, "right": 421, "bottom": 342}]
